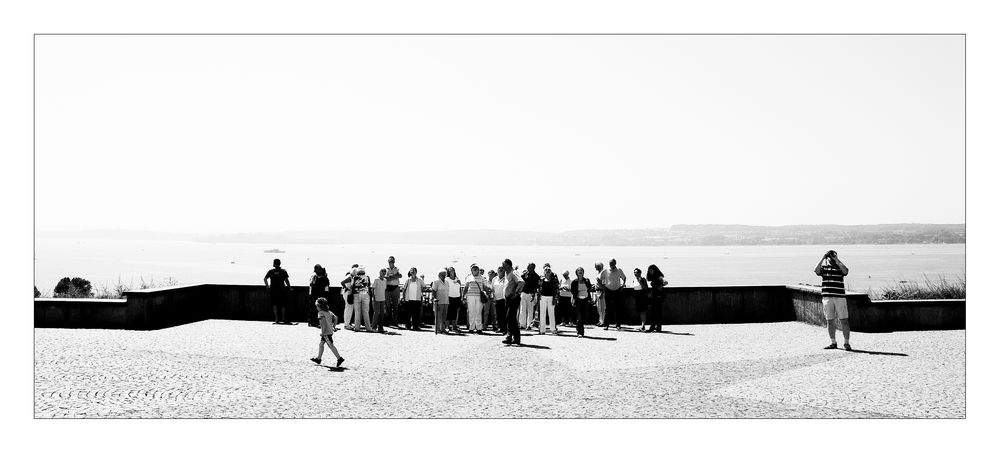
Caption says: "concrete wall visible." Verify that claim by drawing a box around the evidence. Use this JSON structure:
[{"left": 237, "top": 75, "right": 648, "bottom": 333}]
[
  {"left": 35, "top": 298, "right": 129, "bottom": 329},
  {"left": 34, "top": 283, "right": 965, "bottom": 332},
  {"left": 787, "top": 285, "right": 966, "bottom": 332}
]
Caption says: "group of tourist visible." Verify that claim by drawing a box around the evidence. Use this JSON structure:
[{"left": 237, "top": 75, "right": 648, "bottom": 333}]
[{"left": 263, "top": 249, "right": 853, "bottom": 367}]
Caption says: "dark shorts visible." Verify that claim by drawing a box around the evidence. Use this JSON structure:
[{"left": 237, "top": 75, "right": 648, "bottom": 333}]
[
  {"left": 446, "top": 297, "right": 462, "bottom": 320},
  {"left": 321, "top": 334, "right": 333, "bottom": 343},
  {"left": 270, "top": 290, "right": 288, "bottom": 307}
]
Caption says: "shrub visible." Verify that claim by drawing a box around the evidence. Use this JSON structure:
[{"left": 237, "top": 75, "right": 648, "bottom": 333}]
[
  {"left": 53, "top": 277, "right": 93, "bottom": 298},
  {"left": 93, "top": 276, "right": 180, "bottom": 299},
  {"left": 868, "top": 275, "right": 965, "bottom": 300}
]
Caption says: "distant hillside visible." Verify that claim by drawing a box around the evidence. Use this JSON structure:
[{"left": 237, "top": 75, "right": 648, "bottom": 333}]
[
  {"left": 664, "top": 224, "right": 965, "bottom": 246},
  {"left": 189, "top": 224, "right": 965, "bottom": 246}
]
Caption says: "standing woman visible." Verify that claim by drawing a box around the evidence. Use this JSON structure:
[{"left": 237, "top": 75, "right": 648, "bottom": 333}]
[
  {"left": 491, "top": 267, "right": 507, "bottom": 334},
  {"left": 401, "top": 267, "right": 424, "bottom": 330},
  {"left": 445, "top": 267, "right": 463, "bottom": 332},
  {"left": 632, "top": 268, "right": 650, "bottom": 332},
  {"left": 646, "top": 264, "right": 667, "bottom": 332},
  {"left": 537, "top": 264, "right": 560, "bottom": 334},
  {"left": 558, "top": 270, "right": 574, "bottom": 327},
  {"left": 570, "top": 267, "right": 594, "bottom": 338},
  {"left": 308, "top": 264, "right": 330, "bottom": 327},
  {"left": 464, "top": 264, "right": 487, "bottom": 334}
]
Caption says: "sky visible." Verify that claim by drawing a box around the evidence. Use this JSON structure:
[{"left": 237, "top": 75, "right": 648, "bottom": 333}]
[{"left": 34, "top": 35, "right": 965, "bottom": 233}]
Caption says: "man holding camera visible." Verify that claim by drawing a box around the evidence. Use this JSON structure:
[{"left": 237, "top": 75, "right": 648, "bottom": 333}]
[{"left": 814, "top": 250, "right": 851, "bottom": 351}]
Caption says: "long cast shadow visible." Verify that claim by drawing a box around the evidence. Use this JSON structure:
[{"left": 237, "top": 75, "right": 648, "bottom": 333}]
[
  {"left": 506, "top": 343, "right": 551, "bottom": 350},
  {"left": 325, "top": 366, "right": 347, "bottom": 372},
  {"left": 548, "top": 334, "right": 617, "bottom": 341},
  {"left": 658, "top": 330, "right": 694, "bottom": 336},
  {"left": 847, "top": 349, "right": 908, "bottom": 357}
]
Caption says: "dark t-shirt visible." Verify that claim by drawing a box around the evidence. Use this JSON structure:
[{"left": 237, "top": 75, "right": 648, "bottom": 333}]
[
  {"left": 265, "top": 268, "right": 289, "bottom": 291},
  {"left": 310, "top": 274, "right": 330, "bottom": 295},
  {"left": 522, "top": 270, "right": 541, "bottom": 294}
]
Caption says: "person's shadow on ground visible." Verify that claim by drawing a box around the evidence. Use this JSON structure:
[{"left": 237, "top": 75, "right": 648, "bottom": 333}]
[
  {"left": 505, "top": 343, "right": 551, "bottom": 350},
  {"left": 846, "top": 349, "right": 908, "bottom": 357},
  {"left": 548, "top": 334, "right": 617, "bottom": 341},
  {"left": 657, "top": 330, "right": 694, "bottom": 336},
  {"left": 324, "top": 365, "right": 347, "bottom": 372}
]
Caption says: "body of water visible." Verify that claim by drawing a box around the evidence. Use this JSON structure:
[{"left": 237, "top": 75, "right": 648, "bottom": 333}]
[{"left": 33, "top": 238, "right": 966, "bottom": 297}]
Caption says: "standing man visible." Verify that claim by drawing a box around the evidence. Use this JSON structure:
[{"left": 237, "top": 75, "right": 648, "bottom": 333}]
[
  {"left": 502, "top": 258, "right": 525, "bottom": 345},
  {"left": 600, "top": 258, "right": 628, "bottom": 330},
  {"left": 263, "top": 258, "right": 291, "bottom": 325},
  {"left": 593, "top": 262, "right": 606, "bottom": 327},
  {"left": 520, "top": 263, "right": 541, "bottom": 330},
  {"left": 385, "top": 256, "right": 403, "bottom": 327},
  {"left": 815, "top": 250, "right": 851, "bottom": 350}
]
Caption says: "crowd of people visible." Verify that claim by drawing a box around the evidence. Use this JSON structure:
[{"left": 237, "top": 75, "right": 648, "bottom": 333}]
[{"left": 262, "top": 250, "right": 852, "bottom": 367}]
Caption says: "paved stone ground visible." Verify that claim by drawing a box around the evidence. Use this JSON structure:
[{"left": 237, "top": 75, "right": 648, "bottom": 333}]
[{"left": 34, "top": 321, "right": 965, "bottom": 418}]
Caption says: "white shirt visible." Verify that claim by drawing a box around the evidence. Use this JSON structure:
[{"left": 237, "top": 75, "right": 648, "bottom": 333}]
[
  {"left": 404, "top": 278, "right": 424, "bottom": 301},
  {"left": 447, "top": 277, "right": 462, "bottom": 298}
]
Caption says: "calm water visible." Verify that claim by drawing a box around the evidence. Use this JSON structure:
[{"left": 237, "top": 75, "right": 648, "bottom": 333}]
[{"left": 33, "top": 239, "right": 966, "bottom": 296}]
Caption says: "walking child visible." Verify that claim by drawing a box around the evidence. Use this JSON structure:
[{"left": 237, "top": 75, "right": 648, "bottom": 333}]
[{"left": 311, "top": 297, "right": 346, "bottom": 367}]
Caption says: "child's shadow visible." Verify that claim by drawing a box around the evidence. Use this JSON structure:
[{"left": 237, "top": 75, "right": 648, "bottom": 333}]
[{"left": 324, "top": 366, "right": 348, "bottom": 372}]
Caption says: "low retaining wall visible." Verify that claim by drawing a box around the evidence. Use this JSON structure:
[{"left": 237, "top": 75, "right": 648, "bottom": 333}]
[
  {"left": 34, "top": 283, "right": 965, "bottom": 332},
  {"left": 786, "top": 285, "right": 966, "bottom": 332}
]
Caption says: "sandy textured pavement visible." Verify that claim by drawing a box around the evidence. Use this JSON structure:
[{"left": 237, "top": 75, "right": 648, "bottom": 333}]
[{"left": 34, "top": 320, "right": 965, "bottom": 418}]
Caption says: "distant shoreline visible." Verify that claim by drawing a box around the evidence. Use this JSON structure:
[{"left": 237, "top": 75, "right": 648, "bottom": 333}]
[{"left": 36, "top": 223, "right": 966, "bottom": 247}]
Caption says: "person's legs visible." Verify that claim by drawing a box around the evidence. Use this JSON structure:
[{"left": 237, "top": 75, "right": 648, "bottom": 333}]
[
  {"left": 344, "top": 297, "right": 355, "bottom": 330},
  {"left": 833, "top": 297, "right": 851, "bottom": 347},
  {"left": 528, "top": 294, "right": 538, "bottom": 327},
  {"left": 822, "top": 296, "right": 838, "bottom": 346},
  {"left": 605, "top": 289, "right": 618, "bottom": 328},
  {"left": 323, "top": 336, "right": 342, "bottom": 360},
  {"left": 506, "top": 296, "right": 521, "bottom": 343},
  {"left": 374, "top": 299, "right": 384, "bottom": 331},
  {"left": 575, "top": 301, "right": 587, "bottom": 336},
  {"left": 596, "top": 292, "right": 606, "bottom": 326},
  {"left": 648, "top": 295, "right": 661, "bottom": 331},
  {"left": 358, "top": 294, "right": 372, "bottom": 331},
  {"left": 544, "top": 296, "right": 557, "bottom": 332},
  {"left": 447, "top": 297, "right": 461, "bottom": 331},
  {"left": 386, "top": 286, "right": 399, "bottom": 326},
  {"left": 410, "top": 300, "right": 421, "bottom": 330},
  {"left": 518, "top": 293, "right": 530, "bottom": 328},
  {"left": 317, "top": 337, "right": 325, "bottom": 359},
  {"left": 495, "top": 298, "right": 506, "bottom": 333},
  {"left": 469, "top": 295, "right": 482, "bottom": 331},
  {"left": 272, "top": 305, "right": 280, "bottom": 323}
]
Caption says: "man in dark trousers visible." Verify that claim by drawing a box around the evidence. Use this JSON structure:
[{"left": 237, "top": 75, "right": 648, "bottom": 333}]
[
  {"left": 502, "top": 258, "right": 525, "bottom": 345},
  {"left": 264, "top": 258, "right": 291, "bottom": 324}
]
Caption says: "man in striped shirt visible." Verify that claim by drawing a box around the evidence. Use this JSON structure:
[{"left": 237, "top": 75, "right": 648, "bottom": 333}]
[{"left": 814, "top": 250, "right": 851, "bottom": 351}]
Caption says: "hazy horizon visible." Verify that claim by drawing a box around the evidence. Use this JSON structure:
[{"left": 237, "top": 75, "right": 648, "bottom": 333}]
[{"left": 35, "top": 221, "right": 967, "bottom": 236}]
